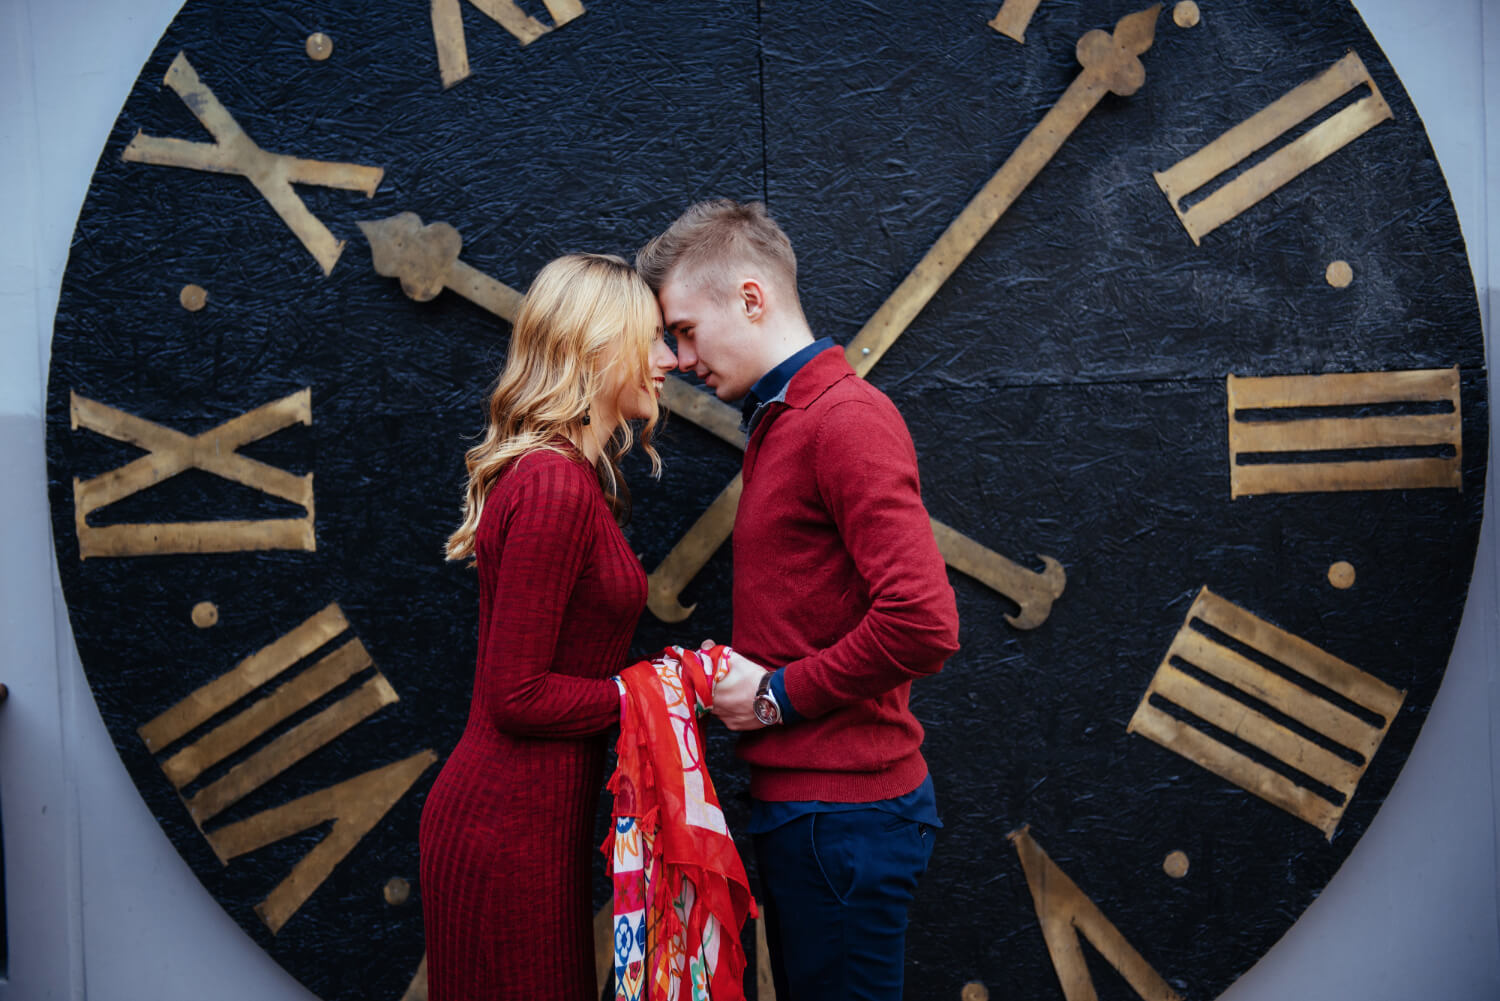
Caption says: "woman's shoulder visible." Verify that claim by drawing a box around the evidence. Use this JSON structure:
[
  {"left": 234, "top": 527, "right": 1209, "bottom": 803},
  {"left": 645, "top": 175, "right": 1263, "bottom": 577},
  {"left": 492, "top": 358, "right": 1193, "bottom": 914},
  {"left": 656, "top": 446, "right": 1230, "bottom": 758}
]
[{"left": 492, "top": 445, "right": 600, "bottom": 512}]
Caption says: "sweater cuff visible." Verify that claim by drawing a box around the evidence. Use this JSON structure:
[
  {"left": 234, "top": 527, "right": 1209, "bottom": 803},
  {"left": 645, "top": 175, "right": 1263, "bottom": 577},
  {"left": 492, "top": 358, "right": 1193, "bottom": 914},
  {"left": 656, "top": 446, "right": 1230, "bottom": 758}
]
[{"left": 768, "top": 668, "right": 803, "bottom": 724}]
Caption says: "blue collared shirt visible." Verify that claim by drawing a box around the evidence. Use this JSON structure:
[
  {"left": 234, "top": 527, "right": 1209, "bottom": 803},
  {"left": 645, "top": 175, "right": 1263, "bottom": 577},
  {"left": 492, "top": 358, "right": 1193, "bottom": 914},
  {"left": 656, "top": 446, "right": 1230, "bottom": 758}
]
[
  {"left": 737, "top": 336, "right": 941, "bottom": 834},
  {"left": 740, "top": 336, "right": 836, "bottom": 435}
]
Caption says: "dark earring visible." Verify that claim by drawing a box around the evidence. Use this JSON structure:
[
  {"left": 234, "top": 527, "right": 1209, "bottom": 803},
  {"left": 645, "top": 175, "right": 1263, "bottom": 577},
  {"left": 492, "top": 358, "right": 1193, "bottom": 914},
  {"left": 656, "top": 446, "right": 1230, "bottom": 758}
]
[{"left": 581, "top": 413, "right": 591, "bottom": 425}]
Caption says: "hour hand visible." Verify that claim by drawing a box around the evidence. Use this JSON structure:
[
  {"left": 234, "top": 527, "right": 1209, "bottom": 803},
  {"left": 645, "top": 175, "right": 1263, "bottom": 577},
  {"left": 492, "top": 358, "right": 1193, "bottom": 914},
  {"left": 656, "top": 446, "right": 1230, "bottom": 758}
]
[
  {"left": 929, "top": 520, "right": 1065, "bottom": 629},
  {"left": 647, "top": 475, "right": 1066, "bottom": 629},
  {"left": 359, "top": 211, "right": 523, "bottom": 321}
]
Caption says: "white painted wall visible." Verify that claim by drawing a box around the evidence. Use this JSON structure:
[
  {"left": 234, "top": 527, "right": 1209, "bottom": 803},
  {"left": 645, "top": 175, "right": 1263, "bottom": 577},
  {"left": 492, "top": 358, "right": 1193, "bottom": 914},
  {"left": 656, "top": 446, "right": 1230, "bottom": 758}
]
[{"left": 0, "top": 2, "right": 1494, "bottom": 999}]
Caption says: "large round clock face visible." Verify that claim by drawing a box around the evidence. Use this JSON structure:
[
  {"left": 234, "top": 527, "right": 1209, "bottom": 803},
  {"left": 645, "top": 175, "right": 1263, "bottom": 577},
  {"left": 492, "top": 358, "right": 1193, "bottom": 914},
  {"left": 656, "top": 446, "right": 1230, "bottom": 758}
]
[{"left": 46, "top": 2, "right": 1486, "bottom": 1000}]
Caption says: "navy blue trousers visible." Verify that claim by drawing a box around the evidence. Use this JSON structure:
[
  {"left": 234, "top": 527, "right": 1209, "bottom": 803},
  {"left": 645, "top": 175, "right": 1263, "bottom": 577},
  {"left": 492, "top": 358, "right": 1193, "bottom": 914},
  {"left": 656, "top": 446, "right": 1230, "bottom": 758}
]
[{"left": 753, "top": 810, "right": 935, "bottom": 1001}]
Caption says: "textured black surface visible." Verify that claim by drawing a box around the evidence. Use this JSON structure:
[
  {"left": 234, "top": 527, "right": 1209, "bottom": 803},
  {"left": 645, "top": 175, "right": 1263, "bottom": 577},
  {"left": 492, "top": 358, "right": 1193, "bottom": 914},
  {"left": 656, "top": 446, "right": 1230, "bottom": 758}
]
[{"left": 46, "top": 2, "right": 1486, "bottom": 1000}]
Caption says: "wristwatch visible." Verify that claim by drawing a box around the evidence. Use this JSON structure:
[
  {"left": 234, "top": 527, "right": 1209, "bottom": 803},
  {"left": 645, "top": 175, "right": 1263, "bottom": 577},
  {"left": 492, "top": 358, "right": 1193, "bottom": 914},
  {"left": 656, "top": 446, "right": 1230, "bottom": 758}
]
[{"left": 753, "top": 671, "right": 783, "bottom": 727}]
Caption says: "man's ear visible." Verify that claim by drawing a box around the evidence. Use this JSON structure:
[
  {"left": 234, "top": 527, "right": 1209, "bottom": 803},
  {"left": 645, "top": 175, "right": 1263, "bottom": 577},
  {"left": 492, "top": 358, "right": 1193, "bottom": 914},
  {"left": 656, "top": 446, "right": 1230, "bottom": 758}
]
[{"left": 740, "top": 278, "right": 766, "bottom": 321}]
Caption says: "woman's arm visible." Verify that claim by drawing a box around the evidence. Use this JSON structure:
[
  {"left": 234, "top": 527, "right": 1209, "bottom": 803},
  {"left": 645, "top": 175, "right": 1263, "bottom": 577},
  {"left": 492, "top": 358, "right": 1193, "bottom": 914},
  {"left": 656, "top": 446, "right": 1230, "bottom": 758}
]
[{"left": 480, "top": 457, "right": 623, "bottom": 738}]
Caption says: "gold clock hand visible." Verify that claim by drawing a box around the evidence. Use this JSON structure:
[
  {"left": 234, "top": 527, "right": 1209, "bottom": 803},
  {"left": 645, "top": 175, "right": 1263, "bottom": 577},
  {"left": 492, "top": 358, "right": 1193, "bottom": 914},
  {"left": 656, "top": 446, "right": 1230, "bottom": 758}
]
[
  {"left": 359, "top": 212, "right": 525, "bottom": 321},
  {"left": 930, "top": 521, "right": 1065, "bottom": 630},
  {"left": 844, "top": 4, "right": 1159, "bottom": 377},
  {"left": 646, "top": 6, "right": 1161, "bottom": 625},
  {"left": 358, "top": 211, "right": 1069, "bottom": 626},
  {"left": 361, "top": 212, "right": 740, "bottom": 445},
  {"left": 647, "top": 470, "right": 1066, "bottom": 628}
]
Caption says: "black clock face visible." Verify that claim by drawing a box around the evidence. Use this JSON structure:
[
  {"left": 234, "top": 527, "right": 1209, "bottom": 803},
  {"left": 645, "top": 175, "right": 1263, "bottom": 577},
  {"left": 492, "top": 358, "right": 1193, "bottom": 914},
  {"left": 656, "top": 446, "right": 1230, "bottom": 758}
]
[{"left": 46, "top": 2, "right": 1486, "bottom": 1000}]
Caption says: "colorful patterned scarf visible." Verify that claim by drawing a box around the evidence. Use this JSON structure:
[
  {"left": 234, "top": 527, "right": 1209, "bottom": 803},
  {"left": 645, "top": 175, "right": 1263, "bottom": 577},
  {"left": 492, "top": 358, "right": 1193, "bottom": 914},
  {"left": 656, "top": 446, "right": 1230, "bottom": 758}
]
[{"left": 605, "top": 645, "right": 755, "bottom": 1001}]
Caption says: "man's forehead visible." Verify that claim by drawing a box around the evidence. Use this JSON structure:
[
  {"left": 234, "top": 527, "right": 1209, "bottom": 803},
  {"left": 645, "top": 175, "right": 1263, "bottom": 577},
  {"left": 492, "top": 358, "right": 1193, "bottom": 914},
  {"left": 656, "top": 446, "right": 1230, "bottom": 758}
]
[
  {"left": 658, "top": 274, "right": 711, "bottom": 324},
  {"left": 658, "top": 287, "right": 695, "bottom": 328}
]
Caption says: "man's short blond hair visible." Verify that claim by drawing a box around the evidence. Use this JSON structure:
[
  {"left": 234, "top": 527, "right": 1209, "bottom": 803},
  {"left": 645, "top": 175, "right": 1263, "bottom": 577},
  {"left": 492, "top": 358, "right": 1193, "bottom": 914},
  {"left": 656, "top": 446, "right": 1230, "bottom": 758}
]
[{"left": 636, "top": 199, "right": 800, "bottom": 305}]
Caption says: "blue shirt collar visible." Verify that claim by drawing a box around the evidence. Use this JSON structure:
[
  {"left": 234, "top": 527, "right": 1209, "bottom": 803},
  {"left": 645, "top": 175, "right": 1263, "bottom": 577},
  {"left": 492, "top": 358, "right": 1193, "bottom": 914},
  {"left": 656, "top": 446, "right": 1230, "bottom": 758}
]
[{"left": 741, "top": 337, "right": 836, "bottom": 431}]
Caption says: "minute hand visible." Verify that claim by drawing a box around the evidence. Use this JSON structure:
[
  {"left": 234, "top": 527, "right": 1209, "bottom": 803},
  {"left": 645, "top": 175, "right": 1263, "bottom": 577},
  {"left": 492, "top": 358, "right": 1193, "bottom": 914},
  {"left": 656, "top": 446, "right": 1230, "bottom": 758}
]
[
  {"left": 644, "top": 7, "right": 1158, "bottom": 624},
  {"left": 846, "top": 4, "right": 1159, "bottom": 376}
]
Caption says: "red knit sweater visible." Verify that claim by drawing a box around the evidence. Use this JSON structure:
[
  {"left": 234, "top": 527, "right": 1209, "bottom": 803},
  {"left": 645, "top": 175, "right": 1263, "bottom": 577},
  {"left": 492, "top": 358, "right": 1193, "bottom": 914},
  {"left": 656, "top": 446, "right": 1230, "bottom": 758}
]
[
  {"left": 419, "top": 447, "right": 641, "bottom": 1001},
  {"left": 732, "top": 347, "right": 960, "bottom": 802}
]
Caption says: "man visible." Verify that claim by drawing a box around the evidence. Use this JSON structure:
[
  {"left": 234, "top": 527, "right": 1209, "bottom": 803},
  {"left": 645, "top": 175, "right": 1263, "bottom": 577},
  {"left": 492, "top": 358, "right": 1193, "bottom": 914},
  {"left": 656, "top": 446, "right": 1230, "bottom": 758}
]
[{"left": 637, "top": 199, "right": 960, "bottom": 1000}]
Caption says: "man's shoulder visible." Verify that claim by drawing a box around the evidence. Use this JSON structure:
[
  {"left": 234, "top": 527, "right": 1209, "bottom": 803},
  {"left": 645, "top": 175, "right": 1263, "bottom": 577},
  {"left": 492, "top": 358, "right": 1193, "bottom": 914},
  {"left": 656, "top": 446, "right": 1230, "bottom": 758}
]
[{"left": 806, "top": 372, "right": 904, "bottom": 428}]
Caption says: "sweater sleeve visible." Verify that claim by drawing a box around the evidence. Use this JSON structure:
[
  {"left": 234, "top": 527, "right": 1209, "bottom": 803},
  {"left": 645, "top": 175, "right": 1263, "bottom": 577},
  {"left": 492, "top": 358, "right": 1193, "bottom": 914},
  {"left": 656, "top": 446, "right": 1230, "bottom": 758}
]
[
  {"left": 780, "top": 399, "right": 961, "bottom": 720},
  {"left": 480, "top": 458, "right": 623, "bottom": 737}
]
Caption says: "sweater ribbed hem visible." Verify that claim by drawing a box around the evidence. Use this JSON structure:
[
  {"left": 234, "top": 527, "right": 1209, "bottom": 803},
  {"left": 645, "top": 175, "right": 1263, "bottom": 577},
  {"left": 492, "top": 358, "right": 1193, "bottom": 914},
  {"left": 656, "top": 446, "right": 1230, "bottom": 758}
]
[{"left": 747, "top": 750, "right": 929, "bottom": 804}]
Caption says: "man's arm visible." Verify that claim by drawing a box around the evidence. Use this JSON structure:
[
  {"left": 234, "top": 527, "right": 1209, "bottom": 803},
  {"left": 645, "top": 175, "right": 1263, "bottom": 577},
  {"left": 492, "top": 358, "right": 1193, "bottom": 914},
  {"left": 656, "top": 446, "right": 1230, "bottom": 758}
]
[{"left": 778, "top": 397, "right": 960, "bottom": 719}]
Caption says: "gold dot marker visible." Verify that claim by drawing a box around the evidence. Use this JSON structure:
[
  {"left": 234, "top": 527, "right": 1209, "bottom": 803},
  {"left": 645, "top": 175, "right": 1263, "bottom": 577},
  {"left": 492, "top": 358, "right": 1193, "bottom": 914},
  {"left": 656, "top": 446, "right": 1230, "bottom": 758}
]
[
  {"left": 191, "top": 601, "right": 219, "bottom": 628},
  {"left": 179, "top": 284, "right": 208, "bottom": 312},
  {"left": 306, "top": 32, "right": 334, "bottom": 61},
  {"left": 1163, "top": 850, "right": 1190, "bottom": 879},
  {"left": 1326, "top": 259, "right": 1354, "bottom": 288},
  {"left": 1328, "top": 561, "right": 1356, "bottom": 589},
  {"left": 961, "top": 983, "right": 990, "bottom": 1001},
  {"left": 384, "top": 877, "right": 411, "bottom": 906},
  {"left": 1173, "top": 2, "right": 1201, "bottom": 28}
]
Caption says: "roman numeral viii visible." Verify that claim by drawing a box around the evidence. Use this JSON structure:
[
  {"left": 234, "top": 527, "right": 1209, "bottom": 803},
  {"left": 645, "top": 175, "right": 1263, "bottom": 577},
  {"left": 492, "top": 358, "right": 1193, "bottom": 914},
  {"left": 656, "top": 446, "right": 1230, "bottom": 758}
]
[
  {"left": 138, "top": 604, "right": 436, "bottom": 933},
  {"left": 70, "top": 389, "right": 315, "bottom": 558},
  {"left": 1155, "top": 51, "right": 1393, "bottom": 244},
  {"left": 1128, "top": 588, "right": 1404, "bottom": 839}
]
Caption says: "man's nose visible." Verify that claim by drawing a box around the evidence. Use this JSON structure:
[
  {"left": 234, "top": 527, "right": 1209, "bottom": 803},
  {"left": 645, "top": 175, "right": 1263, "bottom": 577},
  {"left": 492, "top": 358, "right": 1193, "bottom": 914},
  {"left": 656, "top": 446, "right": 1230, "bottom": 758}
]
[{"left": 676, "top": 345, "right": 696, "bottom": 371}]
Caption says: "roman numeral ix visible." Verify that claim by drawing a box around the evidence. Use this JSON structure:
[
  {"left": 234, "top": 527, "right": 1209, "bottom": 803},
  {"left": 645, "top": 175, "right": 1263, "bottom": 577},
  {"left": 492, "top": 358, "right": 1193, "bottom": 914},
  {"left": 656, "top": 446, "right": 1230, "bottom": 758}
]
[{"left": 70, "top": 389, "right": 315, "bottom": 558}]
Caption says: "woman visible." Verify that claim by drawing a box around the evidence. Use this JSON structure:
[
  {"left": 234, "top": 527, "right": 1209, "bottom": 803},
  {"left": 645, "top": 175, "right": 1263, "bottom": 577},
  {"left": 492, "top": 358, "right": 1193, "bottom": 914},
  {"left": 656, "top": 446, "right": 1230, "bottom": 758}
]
[{"left": 420, "top": 253, "right": 677, "bottom": 1000}]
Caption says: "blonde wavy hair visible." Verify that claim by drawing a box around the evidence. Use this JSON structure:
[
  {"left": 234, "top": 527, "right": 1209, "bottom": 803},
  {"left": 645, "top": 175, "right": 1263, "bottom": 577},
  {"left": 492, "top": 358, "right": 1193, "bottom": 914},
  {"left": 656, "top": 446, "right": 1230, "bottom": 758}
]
[{"left": 445, "top": 253, "right": 663, "bottom": 563}]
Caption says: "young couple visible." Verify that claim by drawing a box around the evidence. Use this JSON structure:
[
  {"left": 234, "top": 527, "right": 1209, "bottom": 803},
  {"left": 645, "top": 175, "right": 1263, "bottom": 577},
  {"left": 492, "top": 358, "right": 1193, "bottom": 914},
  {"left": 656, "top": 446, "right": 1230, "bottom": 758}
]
[{"left": 419, "top": 200, "right": 960, "bottom": 1001}]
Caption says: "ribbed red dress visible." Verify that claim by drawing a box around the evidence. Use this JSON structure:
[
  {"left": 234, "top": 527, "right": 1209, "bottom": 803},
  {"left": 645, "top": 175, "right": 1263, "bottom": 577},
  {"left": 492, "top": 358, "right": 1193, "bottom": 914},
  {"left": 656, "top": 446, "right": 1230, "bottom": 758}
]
[{"left": 420, "top": 446, "right": 643, "bottom": 1001}]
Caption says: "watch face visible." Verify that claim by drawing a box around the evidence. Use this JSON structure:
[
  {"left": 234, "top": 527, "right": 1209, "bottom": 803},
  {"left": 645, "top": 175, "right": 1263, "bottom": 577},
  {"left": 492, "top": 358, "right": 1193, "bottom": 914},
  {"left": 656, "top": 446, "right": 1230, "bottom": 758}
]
[{"left": 46, "top": 2, "right": 1486, "bottom": 1000}]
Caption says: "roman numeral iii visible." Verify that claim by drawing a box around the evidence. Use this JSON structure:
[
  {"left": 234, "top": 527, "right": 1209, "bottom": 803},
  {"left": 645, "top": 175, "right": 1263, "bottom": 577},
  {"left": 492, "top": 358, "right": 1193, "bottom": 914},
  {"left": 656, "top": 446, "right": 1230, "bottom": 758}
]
[
  {"left": 1227, "top": 367, "right": 1462, "bottom": 497},
  {"left": 1128, "top": 588, "right": 1404, "bottom": 838}
]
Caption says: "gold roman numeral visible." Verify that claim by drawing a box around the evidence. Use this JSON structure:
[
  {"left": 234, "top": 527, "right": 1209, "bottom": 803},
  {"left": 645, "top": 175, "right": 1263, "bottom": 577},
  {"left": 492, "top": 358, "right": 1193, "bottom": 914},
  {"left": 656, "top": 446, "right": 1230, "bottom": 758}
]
[
  {"left": 70, "top": 389, "right": 315, "bottom": 558},
  {"left": 139, "top": 604, "right": 436, "bottom": 933},
  {"left": 1128, "top": 588, "right": 1405, "bottom": 839},
  {"left": 1155, "top": 51, "right": 1393, "bottom": 244},
  {"left": 1009, "top": 827, "right": 1182, "bottom": 1001},
  {"left": 430, "top": 0, "right": 586, "bottom": 88},
  {"left": 1227, "top": 367, "right": 1462, "bottom": 497},
  {"left": 989, "top": 0, "right": 1045, "bottom": 43},
  {"left": 122, "top": 52, "right": 384, "bottom": 275}
]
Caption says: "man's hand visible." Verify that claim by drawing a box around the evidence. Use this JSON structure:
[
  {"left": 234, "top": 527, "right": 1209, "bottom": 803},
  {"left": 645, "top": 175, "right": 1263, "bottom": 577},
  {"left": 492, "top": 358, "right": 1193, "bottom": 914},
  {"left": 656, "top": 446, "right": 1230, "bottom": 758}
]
[{"left": 711, "top": 650, "right": 769, "bottom": 731}]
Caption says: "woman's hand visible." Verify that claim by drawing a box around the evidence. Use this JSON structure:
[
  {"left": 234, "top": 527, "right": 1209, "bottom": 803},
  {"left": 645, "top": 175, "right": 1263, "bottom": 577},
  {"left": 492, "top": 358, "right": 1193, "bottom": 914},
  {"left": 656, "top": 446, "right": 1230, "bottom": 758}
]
[{"left": 710, "top": 649, "right": 769, "bottom": 731}]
